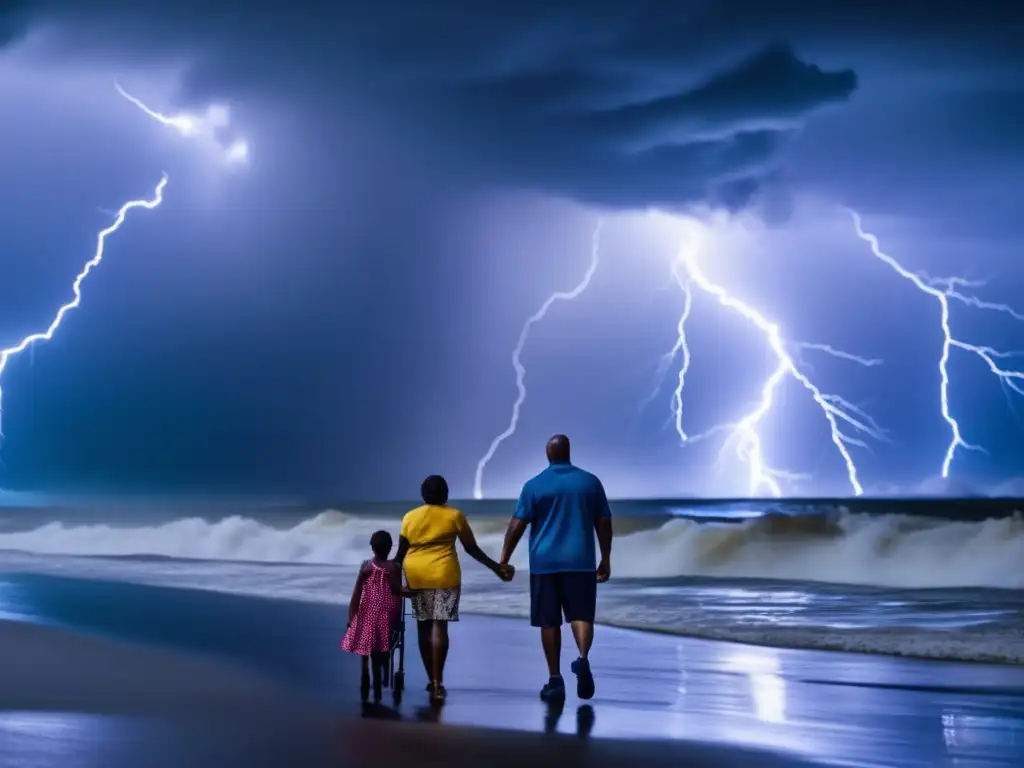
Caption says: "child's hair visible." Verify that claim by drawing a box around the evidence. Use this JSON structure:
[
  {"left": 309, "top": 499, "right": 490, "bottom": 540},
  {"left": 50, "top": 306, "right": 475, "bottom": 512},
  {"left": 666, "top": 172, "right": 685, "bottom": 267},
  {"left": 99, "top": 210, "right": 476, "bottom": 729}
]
[
  {"left": 421, "top": 474, "right": 449, "bottom": 506},
  {"left": 370, "top": 530, "right": 393, "bottom": 558}
]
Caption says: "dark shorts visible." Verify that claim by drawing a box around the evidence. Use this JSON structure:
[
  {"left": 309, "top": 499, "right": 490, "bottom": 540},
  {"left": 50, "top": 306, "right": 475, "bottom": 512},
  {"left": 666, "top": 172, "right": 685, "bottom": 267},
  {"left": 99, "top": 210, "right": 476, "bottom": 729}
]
[{"left": 529, "top": 571, "right": 597, "bottom": 628}]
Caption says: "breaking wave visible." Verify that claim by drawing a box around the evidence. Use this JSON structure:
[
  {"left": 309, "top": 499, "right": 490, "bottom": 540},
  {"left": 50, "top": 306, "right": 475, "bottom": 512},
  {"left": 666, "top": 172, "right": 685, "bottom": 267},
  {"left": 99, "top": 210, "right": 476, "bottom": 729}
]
[
  {"left": 611, "top": 510, "right": 1024, "bottom": 589},
  {"left": 0, "top": 507, "right": 1022, "bottom": 590}
]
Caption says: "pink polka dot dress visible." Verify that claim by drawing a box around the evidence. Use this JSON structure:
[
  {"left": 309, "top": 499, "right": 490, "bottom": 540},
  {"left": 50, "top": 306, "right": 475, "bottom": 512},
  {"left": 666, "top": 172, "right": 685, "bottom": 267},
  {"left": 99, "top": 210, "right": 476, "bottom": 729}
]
[{"left": 341, "top": 560, "right": 400, "bottom": 655}]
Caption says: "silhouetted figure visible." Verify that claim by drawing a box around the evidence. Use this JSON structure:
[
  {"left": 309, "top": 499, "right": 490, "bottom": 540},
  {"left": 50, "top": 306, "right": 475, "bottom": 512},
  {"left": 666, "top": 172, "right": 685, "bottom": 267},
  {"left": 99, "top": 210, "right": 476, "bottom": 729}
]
[
  {"left": 395, "top": 474, "right": 513, "bottom": 703},
  {"left": 501, "top": 434, "right": 613, "bottom": 701},
  {"left": 341, "top": 530, "right": 412, "bottom": 702}
]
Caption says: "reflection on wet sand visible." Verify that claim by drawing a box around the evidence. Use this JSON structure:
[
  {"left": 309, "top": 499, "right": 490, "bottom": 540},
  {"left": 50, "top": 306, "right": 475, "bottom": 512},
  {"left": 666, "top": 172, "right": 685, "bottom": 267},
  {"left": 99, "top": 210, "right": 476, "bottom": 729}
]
[
  {"left": 3, "top": 575, "right": 1024, "bottom": 767},
  {"left": 942, "top": 708, "right": 1024, "bottom": 762},
  {"left": 366, "top": 689, "right": 598, "bottom": 739},
  {"left": 722, "top": 649, "right": 787, "bottom": 724}
]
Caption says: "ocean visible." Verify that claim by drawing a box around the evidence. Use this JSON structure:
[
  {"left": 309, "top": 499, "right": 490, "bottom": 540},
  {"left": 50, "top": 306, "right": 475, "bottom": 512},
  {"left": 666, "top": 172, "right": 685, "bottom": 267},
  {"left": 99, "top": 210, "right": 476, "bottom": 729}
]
[{"left": 0, "top": 497, "right": 1021, "bottom": 665}]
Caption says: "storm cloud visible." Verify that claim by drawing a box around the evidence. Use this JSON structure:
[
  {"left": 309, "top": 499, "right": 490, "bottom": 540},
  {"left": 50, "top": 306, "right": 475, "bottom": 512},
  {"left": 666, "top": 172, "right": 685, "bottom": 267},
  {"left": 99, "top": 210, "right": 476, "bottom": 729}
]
[
  {"left": 0, "top": 1, "right": 866, "bottom": 210},
  {"left": 0, "top": 2, "right": 1022, "bottom": 496}
]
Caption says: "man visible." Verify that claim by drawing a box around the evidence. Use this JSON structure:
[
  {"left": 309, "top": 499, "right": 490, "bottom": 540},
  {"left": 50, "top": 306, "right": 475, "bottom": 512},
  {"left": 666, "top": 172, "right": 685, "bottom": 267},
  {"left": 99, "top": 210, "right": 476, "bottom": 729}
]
[{"left": 500, "top": 434, "right": 612, "bottom": 701}]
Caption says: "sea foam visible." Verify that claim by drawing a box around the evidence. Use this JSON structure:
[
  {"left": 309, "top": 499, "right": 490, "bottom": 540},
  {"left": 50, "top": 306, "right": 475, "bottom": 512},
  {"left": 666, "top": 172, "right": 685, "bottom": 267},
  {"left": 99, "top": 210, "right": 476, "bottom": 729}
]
[{"left": 1, "top": 508, "right": 1022, "bottom": 589}]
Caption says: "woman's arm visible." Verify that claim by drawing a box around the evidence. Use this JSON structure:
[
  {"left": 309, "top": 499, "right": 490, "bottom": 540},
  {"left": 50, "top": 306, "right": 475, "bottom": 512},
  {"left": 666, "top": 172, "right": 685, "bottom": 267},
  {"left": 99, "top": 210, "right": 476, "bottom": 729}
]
[
  {"left": 386, "top": 561, "right": 415, "bottom": 598},
  {"left": 457, "top": 521, "right": 512, "bottom": 580},
  {"left": 394, "top": 535, "right": 410, "bottom": 566},
  {"left": 348, "top": 562, "right": 370, "bottom": 624}
]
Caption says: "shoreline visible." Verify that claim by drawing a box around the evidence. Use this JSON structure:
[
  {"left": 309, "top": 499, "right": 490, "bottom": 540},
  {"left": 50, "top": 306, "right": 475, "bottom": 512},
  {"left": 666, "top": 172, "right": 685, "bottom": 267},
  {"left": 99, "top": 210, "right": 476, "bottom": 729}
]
[
  {"left": 583, "top": 614, "right": 1024, "bottom": 666},
  {"left": 455, "top": 604, "right": 1024, "bottom": 666},
  {"left": 1, "top": 572, "right": 1023, "bottom": 766},
  {"left": 2, "top": 565, "right": 1021, "bottom": 666},
  {"left": 3, "top": 571, "right": 1023, "bottom": 693}
]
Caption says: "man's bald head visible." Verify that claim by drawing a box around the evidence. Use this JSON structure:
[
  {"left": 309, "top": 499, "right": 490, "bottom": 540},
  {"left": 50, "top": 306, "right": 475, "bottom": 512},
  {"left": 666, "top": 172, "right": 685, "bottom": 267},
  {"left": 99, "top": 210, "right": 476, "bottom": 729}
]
[{"left": 546, "top": 434, "right": 571, "bottom": 464}]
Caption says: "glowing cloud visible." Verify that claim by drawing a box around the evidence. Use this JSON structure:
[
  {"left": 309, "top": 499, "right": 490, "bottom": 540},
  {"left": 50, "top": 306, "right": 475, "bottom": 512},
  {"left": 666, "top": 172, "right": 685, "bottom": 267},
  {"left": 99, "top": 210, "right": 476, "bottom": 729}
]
[{"left": 115, "top": 82, "right": 250, "bottom": 165}]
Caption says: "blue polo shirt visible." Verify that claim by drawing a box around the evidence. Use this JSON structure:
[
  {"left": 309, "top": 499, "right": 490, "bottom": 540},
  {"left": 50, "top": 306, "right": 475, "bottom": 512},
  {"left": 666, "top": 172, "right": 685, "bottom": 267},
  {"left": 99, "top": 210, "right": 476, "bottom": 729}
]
[{"left": 514, "top": 461, "right": 612, "bottom": 574}]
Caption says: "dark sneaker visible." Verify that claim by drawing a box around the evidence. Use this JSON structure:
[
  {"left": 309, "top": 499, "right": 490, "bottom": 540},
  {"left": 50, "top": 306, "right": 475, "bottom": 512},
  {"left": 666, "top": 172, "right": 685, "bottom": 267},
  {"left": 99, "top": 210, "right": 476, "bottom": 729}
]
[
  {"left": 571, "top": 657, "right": 595, "bottom": 700},
  {"left": 540, "top": 676, "right": 566, "bottom": 701}
]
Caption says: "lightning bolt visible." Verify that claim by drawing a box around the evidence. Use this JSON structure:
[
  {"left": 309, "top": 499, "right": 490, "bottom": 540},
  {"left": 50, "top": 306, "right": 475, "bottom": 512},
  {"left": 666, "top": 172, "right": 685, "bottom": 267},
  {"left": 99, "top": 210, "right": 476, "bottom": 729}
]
[
  {"left": 668, "top": 266, "right": 694, "bottom": 441},
  {"left": 473, "top": 221, "right": 604, "bottom": 499},
  {"left": 0, "top": 82, "right": 242, "bottom": 458},
  {"left": 115, "top": 82, "right": 200, "bottom": 135},
  {"left": 0, "top": 176, "right": 168, "bottom": 441},
  {"left": 667, "top": 219, "right": 885, "bottom": 497},
  {"left": 633, "top": 263, "right": 692, "bottom": 431},
  {"left": 115, "top": 82, "right": 249, "bottom": 164},
  {"left": 634, "top": 261, "right": 694, "bottom": 435},
  {"left": 846, "top": 208, "right": 1024, "bottom": 477}
]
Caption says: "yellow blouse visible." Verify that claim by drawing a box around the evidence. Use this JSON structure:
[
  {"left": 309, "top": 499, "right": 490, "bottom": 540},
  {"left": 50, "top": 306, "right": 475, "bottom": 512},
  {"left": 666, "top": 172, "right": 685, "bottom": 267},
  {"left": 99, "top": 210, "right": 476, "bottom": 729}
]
[{"left": 400, "top": 504, "right": 466, "bottom": 590}]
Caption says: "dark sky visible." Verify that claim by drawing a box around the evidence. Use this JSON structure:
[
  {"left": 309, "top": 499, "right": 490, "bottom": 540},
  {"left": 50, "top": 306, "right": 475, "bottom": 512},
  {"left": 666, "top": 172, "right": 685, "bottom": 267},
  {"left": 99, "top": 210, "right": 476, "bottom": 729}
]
[{"left": 0, "top": 1, "right": 1021, "bottom": 499}]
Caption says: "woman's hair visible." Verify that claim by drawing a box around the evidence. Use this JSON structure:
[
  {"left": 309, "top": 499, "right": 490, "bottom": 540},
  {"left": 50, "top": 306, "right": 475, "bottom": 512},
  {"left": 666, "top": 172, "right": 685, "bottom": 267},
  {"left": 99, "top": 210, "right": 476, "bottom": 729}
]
[
  {"left": 370, "top": 530, "right": 393, "bottom": 558},
  {"left": 421, "top": 474, "right": 450, "bottom": 506}
]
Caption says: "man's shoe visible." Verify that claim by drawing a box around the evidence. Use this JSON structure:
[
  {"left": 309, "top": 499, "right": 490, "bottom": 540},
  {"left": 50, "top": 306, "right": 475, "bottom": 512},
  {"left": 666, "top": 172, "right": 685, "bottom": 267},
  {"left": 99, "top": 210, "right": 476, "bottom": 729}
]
[
  {"left": 540, "top": 676, "right": 566, "bottom": 701},
  {"left": 571, "top": 657, "right": 595, "bottom": 700}
]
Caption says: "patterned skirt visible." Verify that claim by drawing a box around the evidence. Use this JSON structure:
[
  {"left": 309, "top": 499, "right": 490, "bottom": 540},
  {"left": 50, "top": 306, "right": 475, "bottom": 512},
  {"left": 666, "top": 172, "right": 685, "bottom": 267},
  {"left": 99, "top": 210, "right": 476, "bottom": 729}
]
[{"left": 411, "top": 587, "right": 461, "bottom": 622}]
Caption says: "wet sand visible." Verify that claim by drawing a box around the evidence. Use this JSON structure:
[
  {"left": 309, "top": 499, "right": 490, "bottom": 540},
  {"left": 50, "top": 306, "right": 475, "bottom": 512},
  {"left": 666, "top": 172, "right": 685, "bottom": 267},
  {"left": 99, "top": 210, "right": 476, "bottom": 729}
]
[{"left": 1, "top": 573, "right": 1023, "bottom": 766}]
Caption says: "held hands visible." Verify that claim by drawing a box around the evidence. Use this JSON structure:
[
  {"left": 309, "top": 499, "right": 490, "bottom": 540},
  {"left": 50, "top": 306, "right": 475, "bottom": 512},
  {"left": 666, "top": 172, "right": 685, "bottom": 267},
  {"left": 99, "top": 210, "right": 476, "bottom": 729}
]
[
  {"left": 596, "top": 559, "right": 610, "bottom": 583},
  {"left": 495, "top": 563, "right": 516, "bottom": 582}
]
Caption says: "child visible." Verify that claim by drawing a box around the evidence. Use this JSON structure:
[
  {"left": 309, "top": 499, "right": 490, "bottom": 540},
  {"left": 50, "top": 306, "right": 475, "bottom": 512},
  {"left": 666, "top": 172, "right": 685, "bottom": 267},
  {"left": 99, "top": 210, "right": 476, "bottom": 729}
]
[{"left": 341, "top": 530, "right": 411, "bottom": 702}]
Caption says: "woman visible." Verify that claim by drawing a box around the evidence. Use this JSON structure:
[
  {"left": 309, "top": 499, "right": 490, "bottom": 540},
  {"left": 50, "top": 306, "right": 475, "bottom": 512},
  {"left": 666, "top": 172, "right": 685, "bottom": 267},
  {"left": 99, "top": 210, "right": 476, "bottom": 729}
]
[{"left": 395, "top": 474, "right": 512, "bottom": 701}]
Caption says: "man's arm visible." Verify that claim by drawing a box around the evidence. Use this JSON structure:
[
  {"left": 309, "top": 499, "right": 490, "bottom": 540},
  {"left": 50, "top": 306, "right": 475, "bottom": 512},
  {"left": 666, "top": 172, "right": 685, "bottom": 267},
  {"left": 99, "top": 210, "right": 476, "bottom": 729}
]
[
  {"left": 501, "top": 519, "right": 527, "bottom": 566},
  {"left": 500, "top": 485, "right": 532, "bottom": 565},
  {"left": 594, "top": 480, "right": 613, "bottom": 582}
]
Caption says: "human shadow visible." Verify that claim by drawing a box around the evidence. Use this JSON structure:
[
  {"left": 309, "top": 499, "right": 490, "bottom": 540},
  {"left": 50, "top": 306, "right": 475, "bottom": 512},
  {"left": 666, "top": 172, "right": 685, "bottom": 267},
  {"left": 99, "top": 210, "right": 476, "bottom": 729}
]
[
  {"left": 361, "top": 701, "right": 403, "bottom": 721},
  {"left": 415, "top": 701, "right": 444, "bottom": 723},
  {"left": 543, "top": 700, "right": 595, "bottom": 738},
  {"left": 576, "top": 704, "right": 595, "bottom": 737},
  {"left": 544, "top": 697, "right": 565, "bottom": 733}
]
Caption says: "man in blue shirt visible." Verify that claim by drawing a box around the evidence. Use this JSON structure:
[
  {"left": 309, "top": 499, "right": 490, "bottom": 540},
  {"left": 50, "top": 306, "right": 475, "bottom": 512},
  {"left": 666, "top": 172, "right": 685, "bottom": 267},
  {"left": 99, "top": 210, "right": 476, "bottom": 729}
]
[{"left": 500, "top": 434, "right": 613, "bottom": 702}]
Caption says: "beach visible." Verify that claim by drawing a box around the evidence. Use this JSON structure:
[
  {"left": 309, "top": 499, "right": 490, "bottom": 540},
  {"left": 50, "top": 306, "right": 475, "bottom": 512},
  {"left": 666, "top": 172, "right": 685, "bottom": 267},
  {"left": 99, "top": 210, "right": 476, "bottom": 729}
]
[
  {"left": 1, "top": 498, "right": 1023, "bottom": 766},
  {"left": 1, "top": 573, "right": 1023, "bottom": 767}
]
